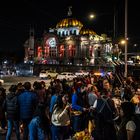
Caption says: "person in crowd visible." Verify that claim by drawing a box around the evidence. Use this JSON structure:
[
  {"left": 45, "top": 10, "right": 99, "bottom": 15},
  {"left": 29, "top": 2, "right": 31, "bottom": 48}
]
[
  {"left": 61, "top": 79, "right": 70, "bottom": 93},
  {"left": 88, "top": 85, "right": 98, "bottom": 107},
  {"left": 87, "top": 85, "right": 98, "bottom": 134},
  {"left": 122, "top": 76, "right": 136, "bottom": 102},
  {"left": 91, "top": 80, "right": 117, "bottom": 140},
  {"left": 33, "top": 81, "right": 46, "bottom": 104},
  {"left": 117, "top": 102, "right": 140, "bottom": 140},
  {"left": 0, "top": 87, "right": 6, "bottom": 134},
  {"left": 124, "top": 85, "right": 135, "bottom": 101},
  {"left": 4, "top": 85, "right": 20, "bottom": 140},
  {"left": 90, "top": 75, "right": 95, "bottom": 85},
  {"left": 16, "top": 82, "right": 24, "bottom": 95},
  {"left": 18, "top": 82, "right": 38, "bottom": 140},
  {"left": 112, "top": 86, "right": 122, "bottom": 114},
  {"left": 131, "top": 85, "right": 140, "bottom": 117},
  {"left": 71, "top": 84, "right": 88, "bottom": 133},
  {"left": 101, "top": 79, "right": 112, "bottom": 97},
  {"left": 51, "top": 94, "right": 71, "bottom": 140},
  {"left": 29, "top": 103, "right": 50, "bottom": 140},
  {"left": 49, "top": 83, "right": 63, "bottom": 116}
]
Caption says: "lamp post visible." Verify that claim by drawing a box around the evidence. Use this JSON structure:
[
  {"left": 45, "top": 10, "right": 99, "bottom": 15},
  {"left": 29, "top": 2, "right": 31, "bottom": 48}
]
[{"left": 124, "top": 0, "right": 128, "bottom": 78}]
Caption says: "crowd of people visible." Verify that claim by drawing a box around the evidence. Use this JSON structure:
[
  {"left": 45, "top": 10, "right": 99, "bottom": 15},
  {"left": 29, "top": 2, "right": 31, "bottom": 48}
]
[{"left": 0, "top": 72, "right": 140, "bottom": 140}]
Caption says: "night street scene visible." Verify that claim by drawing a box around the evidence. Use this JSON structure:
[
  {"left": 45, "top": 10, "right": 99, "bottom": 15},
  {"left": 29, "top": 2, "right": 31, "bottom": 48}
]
[{"left": 1, "top": 0, "right": 140, "bottom": 139}]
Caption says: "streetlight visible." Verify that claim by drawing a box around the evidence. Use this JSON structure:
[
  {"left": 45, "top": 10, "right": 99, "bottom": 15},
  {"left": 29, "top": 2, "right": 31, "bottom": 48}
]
[
  {"left": 120, "top": 40, "right": 126, "bottom": 45},
  {"left": 89, "top": 14, "right": 95, "bottom": 20}
]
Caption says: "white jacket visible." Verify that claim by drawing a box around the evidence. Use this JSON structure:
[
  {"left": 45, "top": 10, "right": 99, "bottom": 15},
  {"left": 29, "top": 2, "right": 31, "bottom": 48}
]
[{"left": 51, "top": 106, "right": 70, "bottom": 126}]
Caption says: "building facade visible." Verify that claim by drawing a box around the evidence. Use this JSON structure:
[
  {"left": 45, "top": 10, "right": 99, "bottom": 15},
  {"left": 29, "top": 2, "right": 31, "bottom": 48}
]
[{"left": 24, "top": 12, "right": 113, "bottom": 66}]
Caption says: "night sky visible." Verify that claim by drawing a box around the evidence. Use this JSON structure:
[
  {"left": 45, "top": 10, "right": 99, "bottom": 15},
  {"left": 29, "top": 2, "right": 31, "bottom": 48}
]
[{"left": 0, "top": 0, "right": 139, "bottom": 61}]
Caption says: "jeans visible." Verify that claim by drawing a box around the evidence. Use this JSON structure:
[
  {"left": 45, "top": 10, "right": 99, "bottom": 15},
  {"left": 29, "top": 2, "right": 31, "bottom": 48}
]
[
  {"left": 22, "top": 119, "right": 31, "bottom": 140},
  {"left": 51, "top": 124, "right": 70, "bottom": 140},
  {"left": 6, "top": 119, "right": 20, "bottom": 140},
  {"left": 71, "top": 115, "right": 83, "bottom": 133}
]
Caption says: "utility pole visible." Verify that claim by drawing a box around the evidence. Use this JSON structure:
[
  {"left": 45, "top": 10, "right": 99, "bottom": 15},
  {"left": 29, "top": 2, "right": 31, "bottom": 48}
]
[{"left": 124, "top": 0, "right": 128, "bottom": 77}]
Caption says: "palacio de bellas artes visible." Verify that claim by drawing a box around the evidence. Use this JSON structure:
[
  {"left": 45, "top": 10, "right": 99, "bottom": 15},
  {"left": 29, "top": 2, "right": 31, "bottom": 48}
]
[{"left": 24, "top": 8, "right": 114, "bottom": 74}]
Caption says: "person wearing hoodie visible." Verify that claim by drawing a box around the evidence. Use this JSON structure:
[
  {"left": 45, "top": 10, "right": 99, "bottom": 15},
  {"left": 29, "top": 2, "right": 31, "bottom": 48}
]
[
  {"left": 4, "top": 85, "right": 20, "bottom": 140},
  {"left": 18, "top": 82, "right": 38, "bottom": 140}
]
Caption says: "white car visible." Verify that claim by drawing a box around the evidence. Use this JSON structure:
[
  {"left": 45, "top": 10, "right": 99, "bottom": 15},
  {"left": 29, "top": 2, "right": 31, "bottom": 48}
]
[
  {"left": 39, "top": 70, "right": 47, "bottom": 79},
  {"left": 75, "top": 70, "right": 89, "bottom": 77},
  {"left": 0, "top": 79, "right": 4, "bottom": 84},
  {"left": 46, "top": 71, "right": 58, "bottom": 79},
  {"left": 56, "top": 72, "right": 77, "bottom": 81}
]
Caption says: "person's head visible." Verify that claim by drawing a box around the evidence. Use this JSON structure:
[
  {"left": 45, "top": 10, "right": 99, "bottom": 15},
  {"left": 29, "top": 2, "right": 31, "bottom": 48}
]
[
  {"left": 9, "top": 85, "right": 17, "bottom": 93},
  {"left": 23, "top": 82, "right": 31, "bottom": 90},
  {"left": 54, "top": 83, "right": 62, "bottom": 95},
  {"left": 120, "top": 102, "right": 135, "bottom": 117},
  {"left": 33, "top": 81, "right": 42, "bottom": 90},
  {"left": 103, "top": 79, "right": 110, "bottom": 90},
  {"left": 55, "top": 94, "right": 68, "bottom": 109},
  {"left": 16, "top": 83, "right": 24, "bottom": 94},
  {"left": 62, "top": 94, "right": 69, "bottom": 105},
  {"left": 17, "top": 82, "right": 22, "bottom": 87},
  {"left": 40, "top": 81, "right": 46, "bottom": 88}
]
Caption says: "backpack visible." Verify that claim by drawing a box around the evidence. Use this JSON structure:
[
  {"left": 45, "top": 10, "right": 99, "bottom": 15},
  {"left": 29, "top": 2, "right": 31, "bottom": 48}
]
[
  {"left": 92, "top": 97, "right": 117, "bottom": 140},
  {"left": 95, "top": 97, "right": 116, "bottom": 123}
]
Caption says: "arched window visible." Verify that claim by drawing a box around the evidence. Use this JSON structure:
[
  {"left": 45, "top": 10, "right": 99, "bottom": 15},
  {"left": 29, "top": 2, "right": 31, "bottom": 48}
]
[
  {"left": 65, "top": 31, "right": 69, "bottom": 36},
  {"left": 58, "top": 32, "right": 61, "bottom": 36},
  {"left": 70, "top": 30, "right": 73, "bottom": 35},
  {"left": 62, "top": 31, "right": 65, "bottom": 36},
  {"left": 74, "top": 30, "right": 77, "bottom": 35}
]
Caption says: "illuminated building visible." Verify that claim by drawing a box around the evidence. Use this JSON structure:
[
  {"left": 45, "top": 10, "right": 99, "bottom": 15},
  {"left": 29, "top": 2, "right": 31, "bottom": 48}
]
[{"left": 24, "top": 8, "right": 113, "bottom": 66}]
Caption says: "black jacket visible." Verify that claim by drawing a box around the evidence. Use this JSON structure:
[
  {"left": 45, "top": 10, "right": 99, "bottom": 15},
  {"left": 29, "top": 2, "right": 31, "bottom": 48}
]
[{"left": 5, "top": 92, "right": 19, "bottom": 120}]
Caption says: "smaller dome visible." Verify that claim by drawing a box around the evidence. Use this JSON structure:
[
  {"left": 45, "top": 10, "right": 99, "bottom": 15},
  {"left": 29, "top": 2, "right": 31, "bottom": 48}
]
[
  {"left": 80, "top": 28, "right": 96, "bottom": 35},
  {"left": 56, "top": 18, "right": 83, "bottom": 28}
]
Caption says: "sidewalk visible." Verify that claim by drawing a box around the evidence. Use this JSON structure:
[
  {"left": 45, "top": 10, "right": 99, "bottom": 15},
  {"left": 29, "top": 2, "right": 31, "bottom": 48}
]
[{"left": 0, "top": 131, "right": 23, "bottom": 140}]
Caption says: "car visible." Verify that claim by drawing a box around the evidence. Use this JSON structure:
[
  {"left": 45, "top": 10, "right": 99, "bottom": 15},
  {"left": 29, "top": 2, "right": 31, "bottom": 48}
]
[
  {"left": 39, "top": 70, "right": 47, "bottom": 79},
  {"left": 0, "top": 79, "right": 4, "bottom": 84},
  {"left": 0, "top": 71, "right": 5, "bottom": 77},
  {"left": 46, "top": 71, "right": 58, "bottom": 79},
  {"left": 75, "top": 70, "right": 89, "bottom": 77},
  {"left": 56, "top": 72, "right": 77, "bottom": 81},
  {"left": 16, "top": 69, "right": 33, "bottom": 77}
]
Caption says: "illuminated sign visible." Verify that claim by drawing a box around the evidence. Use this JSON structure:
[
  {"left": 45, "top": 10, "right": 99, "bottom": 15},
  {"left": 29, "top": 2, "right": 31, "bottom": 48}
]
[{"left": 47, "top": 37, "right": 56, "bottom": 48}]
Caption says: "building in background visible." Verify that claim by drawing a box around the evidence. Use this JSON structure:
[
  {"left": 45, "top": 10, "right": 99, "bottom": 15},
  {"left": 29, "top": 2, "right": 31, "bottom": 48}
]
[{"left": 24, "top": 8, "right": 113, "bottom": 66}]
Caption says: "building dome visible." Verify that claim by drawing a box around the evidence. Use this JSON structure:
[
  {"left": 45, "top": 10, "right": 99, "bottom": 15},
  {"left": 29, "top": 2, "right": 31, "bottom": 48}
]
[
  {"left": 56, "top": 18, "right": 83, "bottom": 28},
  {"left": 80, "top": 28, "right": 96, "bottom": 35}
]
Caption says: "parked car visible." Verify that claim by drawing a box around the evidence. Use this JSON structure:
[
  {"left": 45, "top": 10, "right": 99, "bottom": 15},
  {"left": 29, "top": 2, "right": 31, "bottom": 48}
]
[
  {"left": 39, "top": 70, "right": 47, "bottom": 79},
  {"left": 75, "top": 70, "right": 89, "bottom": 77},
  {"left": 16, "top": 69, "right": 33, "bottom": 77},
  {"left": 0, "top": 79, "right": 4, "bottom": 84},
  {"left": 0, "top": 71, "right": 5, "bottom": 77},
  {"left": 46, "top": 71, "right": 58, "bottom": 79},
  {"left": 56, "top": 72, "right": 77, "bottom": 81}
]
